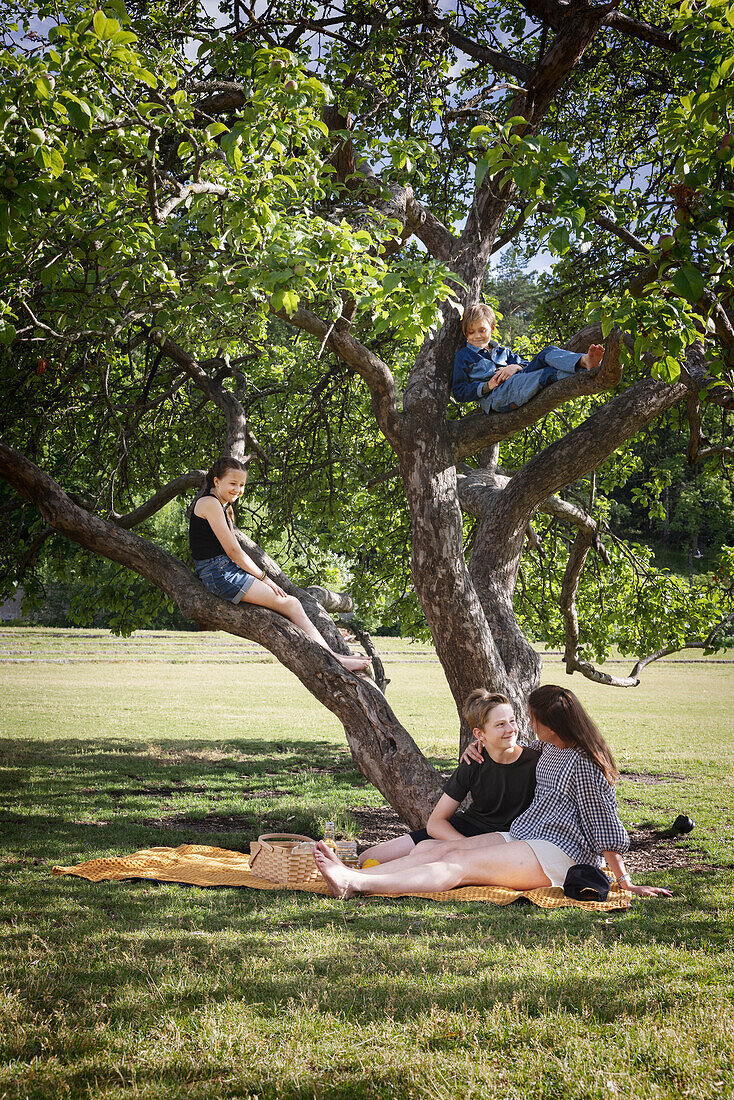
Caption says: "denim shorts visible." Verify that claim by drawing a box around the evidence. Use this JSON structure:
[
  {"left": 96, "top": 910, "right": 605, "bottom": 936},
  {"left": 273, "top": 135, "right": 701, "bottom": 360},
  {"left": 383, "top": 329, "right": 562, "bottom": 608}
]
[{"left": 192, "top": 554, "right": 256, "bottom": 603}]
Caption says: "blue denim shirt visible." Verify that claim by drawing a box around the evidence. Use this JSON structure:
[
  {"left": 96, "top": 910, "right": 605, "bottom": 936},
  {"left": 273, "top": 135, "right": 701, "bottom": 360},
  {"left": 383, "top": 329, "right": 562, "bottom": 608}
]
[
  {"left": 452, "top": 341, "right": 582, "bottom": 414},
  {"left": 452, "top": 342, "right": 525, "bottom": 403}
]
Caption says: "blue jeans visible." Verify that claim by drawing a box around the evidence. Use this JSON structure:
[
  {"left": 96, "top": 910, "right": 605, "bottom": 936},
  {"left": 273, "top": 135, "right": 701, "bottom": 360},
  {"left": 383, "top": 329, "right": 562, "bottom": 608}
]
[{"left": 479, "top": 345, "right": 582, "bottom": 414}]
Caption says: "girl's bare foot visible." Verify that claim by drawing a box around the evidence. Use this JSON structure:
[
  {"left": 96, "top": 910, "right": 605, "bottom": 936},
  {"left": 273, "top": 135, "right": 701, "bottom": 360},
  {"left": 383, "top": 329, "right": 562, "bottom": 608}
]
[
  {"left": 336, "top": 652, "right": 371, "bottom": 672},
  {"left": 313, "top": 846, "right": 358, "bottom": 898},
  {"left": 579, "top": 343, "right": 604, "bottom": 370}
]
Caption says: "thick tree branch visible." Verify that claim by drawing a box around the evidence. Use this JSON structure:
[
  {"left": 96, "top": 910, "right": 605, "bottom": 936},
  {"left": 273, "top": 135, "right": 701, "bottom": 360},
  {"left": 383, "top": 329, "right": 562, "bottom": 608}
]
[
  {"left": 457, "top": 466, "right": 609, "bottom": 563},
  {"left": 601, "top": 10, "right": 679, "bottom": 52},
  {"left": 0, "top": 440, "right": 440, "bottom": 825},
  {"left": 273, "top": 306, "right": 402, "bottom": 447},
  {"left": 489, "top": 365, "right": 688, "bottom": 538},
  {"left": 696, "top": 444, "right": 734, "bottom": 463},
  {"left": 112, "top": 471, "right": 205, "bottom": 528},
  {"left": 305, "top": 585, "right": 355, "bottom": 614},
  {"left": 439, "top": 22, "right": 535, "bottom": 85},
  {"left": 405, "top": 190, "right": 456, "bottom": 263}
]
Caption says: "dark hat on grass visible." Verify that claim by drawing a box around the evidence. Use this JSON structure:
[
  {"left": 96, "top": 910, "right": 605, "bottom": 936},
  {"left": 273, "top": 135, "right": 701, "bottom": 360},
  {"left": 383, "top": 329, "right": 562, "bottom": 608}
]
[{"left": 563, "top": 864, "right": 611, "bottom": 901}]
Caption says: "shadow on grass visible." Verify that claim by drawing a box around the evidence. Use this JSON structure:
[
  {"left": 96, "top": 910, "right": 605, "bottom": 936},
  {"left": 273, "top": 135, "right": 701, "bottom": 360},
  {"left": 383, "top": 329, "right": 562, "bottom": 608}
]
[
  {"left": 0, "top": 735, "right": 381, "bottom": 857},
  {"left": 4, "top": 867, "right": 732, "bottom": 1046}
]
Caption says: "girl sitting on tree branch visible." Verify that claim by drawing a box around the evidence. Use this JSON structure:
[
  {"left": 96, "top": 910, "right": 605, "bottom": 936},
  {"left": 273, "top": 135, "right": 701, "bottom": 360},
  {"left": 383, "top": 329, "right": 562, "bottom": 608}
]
[{"left": 189, "top": 457, "right": 370, "bottom": 672}]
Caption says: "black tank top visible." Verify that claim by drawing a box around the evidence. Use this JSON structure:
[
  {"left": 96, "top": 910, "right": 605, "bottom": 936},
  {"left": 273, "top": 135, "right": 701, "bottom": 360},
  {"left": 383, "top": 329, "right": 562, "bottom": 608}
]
[{"left": 189, "top": 497, "right": 233, "bottom": 561}]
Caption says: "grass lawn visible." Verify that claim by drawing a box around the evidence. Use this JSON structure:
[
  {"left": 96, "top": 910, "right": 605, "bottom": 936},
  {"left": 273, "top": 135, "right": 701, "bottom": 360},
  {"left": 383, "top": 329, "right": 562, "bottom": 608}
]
[{"left": 1, "top": 627, "right": 733, "bottom": 1099}]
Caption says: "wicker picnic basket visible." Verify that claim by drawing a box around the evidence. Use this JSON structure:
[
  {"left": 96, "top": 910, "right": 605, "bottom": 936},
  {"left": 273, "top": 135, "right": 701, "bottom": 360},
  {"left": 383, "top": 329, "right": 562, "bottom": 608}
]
[{"left": 248, "top": 833, "right": 320, "bottom": 886}]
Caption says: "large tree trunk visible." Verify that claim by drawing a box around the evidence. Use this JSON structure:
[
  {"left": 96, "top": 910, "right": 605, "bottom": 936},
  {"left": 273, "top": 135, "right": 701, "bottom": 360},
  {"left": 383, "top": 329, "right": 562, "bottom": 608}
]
[{"left": 397, "top": 418, "right": 523, "bottom": 741}]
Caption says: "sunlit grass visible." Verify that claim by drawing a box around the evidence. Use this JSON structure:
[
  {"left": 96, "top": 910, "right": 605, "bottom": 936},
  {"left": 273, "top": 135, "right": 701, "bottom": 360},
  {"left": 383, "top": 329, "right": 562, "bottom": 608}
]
[{"left": 0, "top": 628, "right": 733, "bottom": 1098}]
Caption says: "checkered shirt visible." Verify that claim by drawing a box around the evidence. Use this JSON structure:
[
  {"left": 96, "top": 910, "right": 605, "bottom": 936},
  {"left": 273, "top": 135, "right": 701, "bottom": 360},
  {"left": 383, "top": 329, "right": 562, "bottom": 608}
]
[{"left": 509, "top": 741, "right": 630, "bottom": 868}]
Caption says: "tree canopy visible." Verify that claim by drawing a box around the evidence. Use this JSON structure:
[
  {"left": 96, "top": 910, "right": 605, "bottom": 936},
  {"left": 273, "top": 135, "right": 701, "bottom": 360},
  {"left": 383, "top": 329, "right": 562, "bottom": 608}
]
[{"left": 1, "top": 0, "right": 732, "bottom": 822}]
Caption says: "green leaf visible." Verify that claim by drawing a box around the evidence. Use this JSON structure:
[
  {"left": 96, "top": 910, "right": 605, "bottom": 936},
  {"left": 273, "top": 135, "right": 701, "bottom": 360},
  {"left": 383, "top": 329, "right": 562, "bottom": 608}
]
[
  {"left": 36, "top": 145, "right": 65, "bottom": 177},
  {"left": 281, "top": 289, "right": 299, "bottom": 316},
  {"left": 514, "top": 165, "right": 532, "bottom": 191},
  {"left": 654, "top": 355, "right": 681, "bottom": 382},
  {"left": 548, "top": 225, "right": 570, "bottom": 254},
  {"left": 601, "top": 315, "right": 614, "bottom": 339},
  {"left": 63, "top": 94, "right": 93, "bottom": 131},
  {"left": 475, "top": 159, "right": 490, "bottom": 189},
  {"left": 569, "top": 206, "right": 586, "bottom": 230},
  {"left": 381, "top": 272, "right": 401, "bottom": 294},
  {"left": 93, "top": 12, "right": 120, "bottom": 40},
  {"left": 134, "top": 69, "right": 158, "bottom": 89},
  {"left": 672, "top": 265, "right": 705, "bottom": 303},
  {"left": 271, "top": 288, "right": 299, "bottom": 316},
  {"left": 35, "top": 74, "right": 54, "bottom": 100}
]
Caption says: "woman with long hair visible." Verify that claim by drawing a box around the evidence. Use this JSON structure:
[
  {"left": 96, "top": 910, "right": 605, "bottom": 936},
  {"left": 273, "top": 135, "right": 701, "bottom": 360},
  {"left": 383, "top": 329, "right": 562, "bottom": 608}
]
[
  {"left": 313, "top": 685, "right": 672, "bottom": 899},
  {"left": 190, "top": 456, "right": 370, "bottom": 672}
]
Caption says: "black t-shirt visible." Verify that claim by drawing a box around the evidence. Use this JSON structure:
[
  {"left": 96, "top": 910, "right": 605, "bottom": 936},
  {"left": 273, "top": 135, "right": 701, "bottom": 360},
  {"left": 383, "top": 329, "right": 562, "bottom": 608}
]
[{"left": 442, "top": 745, "right": 541, "bottom": 832}]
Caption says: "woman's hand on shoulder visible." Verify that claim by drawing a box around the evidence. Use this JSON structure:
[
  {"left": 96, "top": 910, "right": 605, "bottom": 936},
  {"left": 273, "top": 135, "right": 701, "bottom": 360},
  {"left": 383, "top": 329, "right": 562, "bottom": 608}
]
[{"left": 460, "top": 739, "right": 484, "bottom": 766}]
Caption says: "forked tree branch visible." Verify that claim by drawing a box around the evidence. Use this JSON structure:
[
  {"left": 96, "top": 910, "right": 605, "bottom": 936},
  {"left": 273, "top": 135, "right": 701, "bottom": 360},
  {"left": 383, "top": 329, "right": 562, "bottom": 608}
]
[
  {"left": 112, "top": 471, "right": 205, "bottom": 528},
  {"left": 522, "top": 0, "right": 679, "bottom": 52},
  {"left": 147, "top": 330, "right": 250, "bottom": 459},
  {"left": 273, "top": 305, "right": 402, "bottom": 447}
]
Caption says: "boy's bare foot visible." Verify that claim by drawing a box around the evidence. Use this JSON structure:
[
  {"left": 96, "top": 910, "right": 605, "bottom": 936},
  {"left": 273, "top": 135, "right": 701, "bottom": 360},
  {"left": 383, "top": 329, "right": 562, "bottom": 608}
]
[
  {"left": 313, "top": 845, "right": 358, "bottom": 898},
  {"left": 579, "top": 343, "right": 604, "bottom": 371},
  {"left": 336, "top": 652, "right": 371, "bottom": 672}
]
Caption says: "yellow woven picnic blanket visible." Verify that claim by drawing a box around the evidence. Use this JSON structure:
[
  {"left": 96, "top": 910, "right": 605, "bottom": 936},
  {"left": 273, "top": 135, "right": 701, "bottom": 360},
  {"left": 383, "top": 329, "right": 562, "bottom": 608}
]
[{"left": 52, "top": 843, "right": 631, "bottom": 910}]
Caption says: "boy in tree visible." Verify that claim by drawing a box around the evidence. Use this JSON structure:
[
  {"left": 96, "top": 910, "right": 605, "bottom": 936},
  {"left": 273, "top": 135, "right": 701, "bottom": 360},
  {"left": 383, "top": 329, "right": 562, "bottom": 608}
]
[{"left": 452, "top": 302, "right": 605, "bottom": 414}]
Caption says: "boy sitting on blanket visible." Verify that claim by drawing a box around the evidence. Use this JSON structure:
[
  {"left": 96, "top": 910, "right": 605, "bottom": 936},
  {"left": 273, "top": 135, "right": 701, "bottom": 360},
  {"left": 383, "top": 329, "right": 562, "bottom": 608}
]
[
  {"left": 358, "top": 689, "right": 540, "bottom": 867},
  {"left": 452, "top": 302, "right": 605, "bottom": 414}
]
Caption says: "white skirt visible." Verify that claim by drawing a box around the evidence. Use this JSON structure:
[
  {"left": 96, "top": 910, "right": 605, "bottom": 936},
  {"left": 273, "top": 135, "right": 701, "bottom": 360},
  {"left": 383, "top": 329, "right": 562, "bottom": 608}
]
[{"left": 498, "top": 832, "right": 575, "bottom": 887}]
